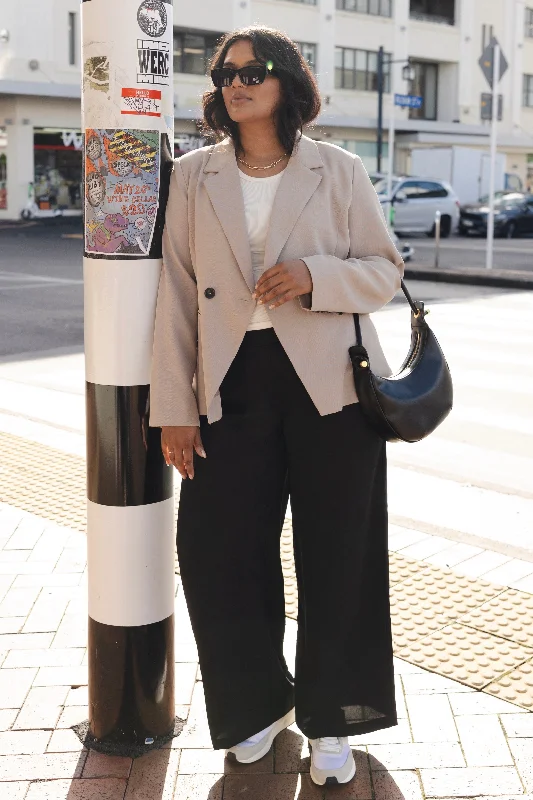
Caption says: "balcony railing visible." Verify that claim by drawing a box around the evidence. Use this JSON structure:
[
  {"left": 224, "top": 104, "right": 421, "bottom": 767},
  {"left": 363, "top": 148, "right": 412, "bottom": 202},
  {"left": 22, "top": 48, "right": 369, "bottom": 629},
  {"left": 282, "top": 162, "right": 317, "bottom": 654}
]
[{"left": 410, "top": 11, "right": 455, "bottom": 25}]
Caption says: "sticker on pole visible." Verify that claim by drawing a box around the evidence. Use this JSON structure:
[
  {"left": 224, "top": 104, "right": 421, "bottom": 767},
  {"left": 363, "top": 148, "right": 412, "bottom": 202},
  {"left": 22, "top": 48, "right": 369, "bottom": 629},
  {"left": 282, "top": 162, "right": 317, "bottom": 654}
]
[
  {"left": 84, "top": 128, "right": 160, "bottom": 257},
  {"left": 121, "top": 88, "right": 162, "bottom": 117}
]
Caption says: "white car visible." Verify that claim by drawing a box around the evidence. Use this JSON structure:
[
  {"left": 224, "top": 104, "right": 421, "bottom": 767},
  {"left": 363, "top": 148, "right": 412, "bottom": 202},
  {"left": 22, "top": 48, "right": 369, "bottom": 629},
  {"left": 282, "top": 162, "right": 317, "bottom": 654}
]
[{"left": 373, "top": 176, "right": 460, "bottom": 238}]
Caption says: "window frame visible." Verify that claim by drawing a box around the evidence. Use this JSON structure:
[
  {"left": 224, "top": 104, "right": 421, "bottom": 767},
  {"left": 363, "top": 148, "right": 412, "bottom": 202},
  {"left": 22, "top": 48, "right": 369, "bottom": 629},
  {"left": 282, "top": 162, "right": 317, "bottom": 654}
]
[
  {"left": 336, "top": 0, "right": 392, "bottom": 16},
  {"left": 334, "top": 47, "right": 391, "bottom": 92},
  {"left": 524, "top": 74, "right": 533, "bottom": 108},
  {"left": 68, "top": 12, "right": 76, "bottom": 67},
  {"left": 526, "top": 7, "right": 533, "bottom": 38},
  {"left": 295, "top": 41, "right": 318, "bottom": 72},
  {"left": 173, "top": 30, "right": 222, "bottom": 76}
]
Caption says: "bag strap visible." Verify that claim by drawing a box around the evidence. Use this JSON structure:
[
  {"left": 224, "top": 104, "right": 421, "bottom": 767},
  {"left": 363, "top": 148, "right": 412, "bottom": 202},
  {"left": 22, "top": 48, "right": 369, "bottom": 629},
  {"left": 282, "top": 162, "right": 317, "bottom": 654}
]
[{"left": 353, "top": 279, "right": 419, "bottom": 347}]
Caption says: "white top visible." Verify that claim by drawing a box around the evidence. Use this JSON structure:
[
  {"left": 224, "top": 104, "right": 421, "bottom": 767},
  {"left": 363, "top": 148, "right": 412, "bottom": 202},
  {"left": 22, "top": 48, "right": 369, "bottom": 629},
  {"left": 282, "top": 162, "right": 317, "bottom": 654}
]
[{"left": 239, "top": 169, "right": 285, "bottom": 331}]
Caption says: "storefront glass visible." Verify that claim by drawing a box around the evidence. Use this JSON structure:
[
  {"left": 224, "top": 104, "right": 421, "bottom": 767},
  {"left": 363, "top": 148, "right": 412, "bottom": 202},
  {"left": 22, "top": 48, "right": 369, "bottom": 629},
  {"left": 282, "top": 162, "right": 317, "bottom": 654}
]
[
  {"left": 174, "top": 132, "right": 207, "bottom": 157},
  {"left": 0, "top": 127, "right": 6, "bottom": 210},
  {"left": 33, "top": 128, "right": 83, "bottom": 211}
]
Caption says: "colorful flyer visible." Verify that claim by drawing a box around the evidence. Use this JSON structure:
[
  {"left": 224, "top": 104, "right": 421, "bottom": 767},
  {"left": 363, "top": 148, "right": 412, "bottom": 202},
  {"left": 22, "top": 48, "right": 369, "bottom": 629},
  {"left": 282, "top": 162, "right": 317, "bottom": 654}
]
[
  {"left": 121, "top": 88, "right": 162, "bottom": 117},
  {"left": 84, "top": 128, "right": 160, "bottom": 256}
]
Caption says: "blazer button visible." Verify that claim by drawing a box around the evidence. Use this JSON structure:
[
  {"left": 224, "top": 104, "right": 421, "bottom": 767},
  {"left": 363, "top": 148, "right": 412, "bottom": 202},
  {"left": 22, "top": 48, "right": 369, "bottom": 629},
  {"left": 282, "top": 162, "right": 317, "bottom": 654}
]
[{"left": 204, "top": 287, "right": 216, "bottom": 299}]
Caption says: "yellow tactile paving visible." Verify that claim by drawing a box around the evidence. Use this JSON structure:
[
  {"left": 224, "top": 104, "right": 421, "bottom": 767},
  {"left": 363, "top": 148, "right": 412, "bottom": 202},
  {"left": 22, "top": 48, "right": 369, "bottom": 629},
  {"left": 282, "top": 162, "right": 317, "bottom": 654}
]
[
  {"left": 2, "top": 430, "right": 533, "bottom": 711},
  {"left": 485, "top": 658, "right": 533, "bottom": 710},
  {"left": 396, "top": 622, "right": 533, "bottom": 689},
  {"left": 460, "top": 588, "right": 533, "bottom": 646}
]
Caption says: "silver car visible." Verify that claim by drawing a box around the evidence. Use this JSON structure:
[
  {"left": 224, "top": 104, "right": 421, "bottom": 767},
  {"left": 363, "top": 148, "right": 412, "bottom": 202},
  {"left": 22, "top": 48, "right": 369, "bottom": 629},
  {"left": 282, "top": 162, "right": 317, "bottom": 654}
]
[{"left": 373, "top": 176, "right": 460, "bottom": 238}]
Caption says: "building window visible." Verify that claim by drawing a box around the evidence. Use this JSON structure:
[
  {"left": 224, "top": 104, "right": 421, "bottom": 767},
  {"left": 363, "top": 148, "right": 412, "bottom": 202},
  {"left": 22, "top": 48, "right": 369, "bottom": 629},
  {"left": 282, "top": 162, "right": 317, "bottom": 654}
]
[
  {"left": 173, "top": 30, "right": 222, "bottom": 75},
  {"left": 526, "top": 8, "right": 533, "bottom": 38},
  {"left": 277, "top": 0, "right": 317, "bottom": 4},
  {"left": 410, "top": 0, "right": 455, "bottom": 25},
  {"left": 296, "top": 42, "right": 317, "bottom": 72},
  {"left": 336, "top": 0, "right": 392, "bottom": 17},
  {"left": 335, "top": 48, "right": 390, "bottom": 91},
  {"left": 524, "top": 75, "right": 533, "bottom": 108},
  {"left": 68, "top": 12, "right": 76, "bottom": 66},
  {"left": 330, "top": 139, "right": 389, "bottom": 173},
  {"left": 409, "top": 61, "right": 438, "bottom": 120}
]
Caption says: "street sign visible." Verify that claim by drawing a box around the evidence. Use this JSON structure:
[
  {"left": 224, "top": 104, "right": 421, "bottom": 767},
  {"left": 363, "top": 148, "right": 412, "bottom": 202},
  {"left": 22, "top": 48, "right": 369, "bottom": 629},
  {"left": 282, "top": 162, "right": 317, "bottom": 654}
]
[
  {"left": 481, "top": 92, "right": 503, "bottom": 121},
  {"left": 478, "top": 36, "right": 508, "bottom": 89},
  {"left": 394, "top": 93, "right": 423, "bottom": 109}
]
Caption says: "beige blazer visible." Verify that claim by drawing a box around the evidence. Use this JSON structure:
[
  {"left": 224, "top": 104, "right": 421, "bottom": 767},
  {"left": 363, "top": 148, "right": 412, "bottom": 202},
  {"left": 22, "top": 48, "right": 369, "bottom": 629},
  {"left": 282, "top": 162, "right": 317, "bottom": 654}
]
[{"left": 150, "top": 134, "right": 404, "bottom": 427}]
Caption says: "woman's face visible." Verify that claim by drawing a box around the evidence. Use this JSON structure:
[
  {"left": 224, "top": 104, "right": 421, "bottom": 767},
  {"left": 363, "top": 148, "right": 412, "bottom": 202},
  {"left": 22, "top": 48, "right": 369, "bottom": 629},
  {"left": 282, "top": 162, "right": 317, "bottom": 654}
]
[{"left": 221, "top": 39, "right": 282, "bottom": 127}]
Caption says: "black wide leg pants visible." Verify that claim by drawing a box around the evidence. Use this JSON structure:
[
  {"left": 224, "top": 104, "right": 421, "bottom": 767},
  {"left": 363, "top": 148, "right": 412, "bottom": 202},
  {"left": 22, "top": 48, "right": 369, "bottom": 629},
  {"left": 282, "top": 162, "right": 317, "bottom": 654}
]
[{"left": 177, "top": 329, "right": 397, "bottom": 750}]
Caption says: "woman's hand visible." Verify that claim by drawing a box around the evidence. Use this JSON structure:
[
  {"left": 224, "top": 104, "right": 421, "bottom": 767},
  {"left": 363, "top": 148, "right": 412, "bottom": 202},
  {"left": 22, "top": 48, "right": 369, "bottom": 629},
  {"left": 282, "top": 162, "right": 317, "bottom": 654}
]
[
  {"left": 161, "top": 426, "right": 206, "bottom": 480},
  {"left": 253, "top": 259, "right": 312, "bottom": 309}
]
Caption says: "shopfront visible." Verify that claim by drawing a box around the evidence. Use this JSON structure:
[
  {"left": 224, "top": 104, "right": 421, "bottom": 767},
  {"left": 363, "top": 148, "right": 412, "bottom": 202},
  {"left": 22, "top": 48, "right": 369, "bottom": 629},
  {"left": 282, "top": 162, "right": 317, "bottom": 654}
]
[
  {"left": 0, "top": 128, "right": 6, "bottom": 211},
  {"left": 33, "top": 128, "right": 83, "bottom": 212}
]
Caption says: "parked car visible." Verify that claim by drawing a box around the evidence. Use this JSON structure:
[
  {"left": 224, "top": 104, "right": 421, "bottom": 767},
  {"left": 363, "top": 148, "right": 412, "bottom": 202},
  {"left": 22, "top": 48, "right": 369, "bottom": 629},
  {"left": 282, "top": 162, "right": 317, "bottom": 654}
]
[
  {"left": 459, "top": 194, "right": 533, "bottom": 238},
  {"left": 392, "top": 231, "right": 414, "bottom": 263},
  {"left": 373, "top": 176, "right": 460, "bottom": 238}
]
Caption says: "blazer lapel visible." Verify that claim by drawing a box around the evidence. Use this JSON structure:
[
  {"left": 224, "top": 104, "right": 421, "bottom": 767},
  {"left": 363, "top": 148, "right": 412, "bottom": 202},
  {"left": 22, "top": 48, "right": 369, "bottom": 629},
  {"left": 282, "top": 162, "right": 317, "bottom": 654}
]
[
  {"left": 203, "top": 142, "right": 254, "bottom": 292},
  {"left": 263, "top": 136, "right": 324, "bottom": 270}
]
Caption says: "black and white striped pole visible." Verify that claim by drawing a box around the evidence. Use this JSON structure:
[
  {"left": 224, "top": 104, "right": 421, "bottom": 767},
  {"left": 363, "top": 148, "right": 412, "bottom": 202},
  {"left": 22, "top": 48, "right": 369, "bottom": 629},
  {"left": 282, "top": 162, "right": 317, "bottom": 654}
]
[{"left": 77, "top": 0, "right": 180, "bottom": 757}]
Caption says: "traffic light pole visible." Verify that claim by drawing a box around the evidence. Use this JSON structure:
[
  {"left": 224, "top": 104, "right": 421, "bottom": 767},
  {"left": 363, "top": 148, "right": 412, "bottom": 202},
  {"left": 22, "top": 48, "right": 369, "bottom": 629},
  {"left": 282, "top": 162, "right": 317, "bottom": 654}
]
[
  {"left": 486, "top": 43, "right": 500, "bottom": 270},
  {"left": 78, "top": 0, "right": 181, "bottom": 757},
  {"left": 377, "top": 46, "right": 384, "bottom": 174}
]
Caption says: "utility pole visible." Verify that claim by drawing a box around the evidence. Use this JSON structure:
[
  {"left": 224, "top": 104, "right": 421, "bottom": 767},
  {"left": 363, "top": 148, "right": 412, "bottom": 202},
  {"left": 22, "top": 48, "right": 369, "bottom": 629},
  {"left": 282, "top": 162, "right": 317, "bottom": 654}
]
[
  {"left": 377, "top": 46, "right": 384, "bottom": 174},
  {"left": 79, "top": 0, "right": 181, "bottom": 757},
  {"left": 486, "top": 43, "right": 500, "bottom": 270}
]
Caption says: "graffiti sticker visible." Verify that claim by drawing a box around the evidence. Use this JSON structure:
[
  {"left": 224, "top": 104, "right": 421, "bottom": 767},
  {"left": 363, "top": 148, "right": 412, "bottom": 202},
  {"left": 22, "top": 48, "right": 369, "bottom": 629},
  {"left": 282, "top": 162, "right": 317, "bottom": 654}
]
[
  {"left": 137, "top": 0, "right": 168, "bottom": 38},
  {"left": 121, "top": 88, "right": 162, "bottom": 117},
  {"left": 137, "top": 38, "right": 170, "bottom": 85},
  {"left": 84, "top": 128, "right": 160, "bottom": 256},
  {"left": 84, "top": 56, "right": 110, "bottom": 94}
]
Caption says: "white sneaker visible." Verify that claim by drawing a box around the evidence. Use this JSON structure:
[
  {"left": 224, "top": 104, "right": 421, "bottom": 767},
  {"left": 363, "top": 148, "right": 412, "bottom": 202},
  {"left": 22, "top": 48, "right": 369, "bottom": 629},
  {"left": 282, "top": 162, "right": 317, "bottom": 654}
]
[
  {"left": 309, "top": 736, "right": 356, "bottom": 785},
  {"left": 225, "top": 708, "right": 295, "bottom": 764}
]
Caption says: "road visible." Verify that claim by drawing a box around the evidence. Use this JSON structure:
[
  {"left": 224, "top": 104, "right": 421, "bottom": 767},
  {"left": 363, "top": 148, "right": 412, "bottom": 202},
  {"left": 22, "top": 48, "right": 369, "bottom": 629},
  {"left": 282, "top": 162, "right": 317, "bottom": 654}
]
[{"left": 406, "top": 231, "right": 533, "bottom": 272}]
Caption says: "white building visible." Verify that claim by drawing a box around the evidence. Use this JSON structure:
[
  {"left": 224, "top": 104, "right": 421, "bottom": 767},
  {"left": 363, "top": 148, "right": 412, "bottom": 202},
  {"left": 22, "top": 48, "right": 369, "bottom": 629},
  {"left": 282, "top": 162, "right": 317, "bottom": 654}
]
[{"left": 1, "top": 0, "right": 533, "bottom": 219}]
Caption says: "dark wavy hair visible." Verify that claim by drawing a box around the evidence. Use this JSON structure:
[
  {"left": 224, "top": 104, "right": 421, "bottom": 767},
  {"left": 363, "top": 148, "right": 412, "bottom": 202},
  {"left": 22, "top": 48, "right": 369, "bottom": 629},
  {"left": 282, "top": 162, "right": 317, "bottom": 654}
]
[{"left": 202, "top": 26, "right": 321, "bottom": 155}]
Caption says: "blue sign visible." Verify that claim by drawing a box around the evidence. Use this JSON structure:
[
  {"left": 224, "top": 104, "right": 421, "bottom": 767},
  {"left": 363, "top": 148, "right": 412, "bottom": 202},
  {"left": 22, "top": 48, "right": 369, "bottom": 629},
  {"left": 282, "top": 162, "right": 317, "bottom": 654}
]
[{"left": 394, "top": 93, "right": 423, "bottom": 109}]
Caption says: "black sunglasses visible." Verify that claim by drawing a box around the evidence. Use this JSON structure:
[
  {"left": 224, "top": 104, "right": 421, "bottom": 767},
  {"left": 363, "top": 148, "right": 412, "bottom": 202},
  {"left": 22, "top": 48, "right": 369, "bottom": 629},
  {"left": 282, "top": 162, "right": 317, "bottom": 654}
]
[{"left": 211, "top": 63, "right": 276, "bottom": 88}]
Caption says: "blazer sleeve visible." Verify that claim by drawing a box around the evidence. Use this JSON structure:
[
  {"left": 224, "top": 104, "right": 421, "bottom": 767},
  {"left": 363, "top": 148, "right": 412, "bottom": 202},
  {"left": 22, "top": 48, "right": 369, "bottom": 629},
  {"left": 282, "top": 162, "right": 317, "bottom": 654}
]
[
  {"left": 300, "top": 155, "right": 404, "bottom": 314},
  {"left": 149, "top": 161, "right": 200, "bottom": 427}
]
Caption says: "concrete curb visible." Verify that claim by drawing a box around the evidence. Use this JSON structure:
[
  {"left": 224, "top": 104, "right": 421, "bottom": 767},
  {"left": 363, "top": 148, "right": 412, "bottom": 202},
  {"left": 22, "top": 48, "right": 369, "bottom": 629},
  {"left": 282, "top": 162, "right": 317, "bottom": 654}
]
[{"left": 405, "top": 264, "right": 533, "bottom": 290}]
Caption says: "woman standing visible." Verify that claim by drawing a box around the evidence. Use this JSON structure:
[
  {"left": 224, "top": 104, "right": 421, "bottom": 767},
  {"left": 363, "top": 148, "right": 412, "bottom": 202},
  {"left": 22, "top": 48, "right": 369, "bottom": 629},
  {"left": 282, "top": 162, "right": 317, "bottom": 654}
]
[{"left": 150, "top": 26, "right": 404, "bottom": 786}]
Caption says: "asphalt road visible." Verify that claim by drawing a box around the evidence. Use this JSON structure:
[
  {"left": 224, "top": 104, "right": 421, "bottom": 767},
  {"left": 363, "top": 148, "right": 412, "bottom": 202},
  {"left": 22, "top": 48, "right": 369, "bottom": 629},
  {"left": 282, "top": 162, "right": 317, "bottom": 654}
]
[{"left": 0, "top": 218, "right": 531, "bottom": 358}]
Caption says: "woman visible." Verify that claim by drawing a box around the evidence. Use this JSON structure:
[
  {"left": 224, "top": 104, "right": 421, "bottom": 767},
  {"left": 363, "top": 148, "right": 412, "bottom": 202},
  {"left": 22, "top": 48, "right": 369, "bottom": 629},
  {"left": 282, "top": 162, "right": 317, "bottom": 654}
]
[{"left": 150, "top": 26, "right": 404, "bottom": 786}]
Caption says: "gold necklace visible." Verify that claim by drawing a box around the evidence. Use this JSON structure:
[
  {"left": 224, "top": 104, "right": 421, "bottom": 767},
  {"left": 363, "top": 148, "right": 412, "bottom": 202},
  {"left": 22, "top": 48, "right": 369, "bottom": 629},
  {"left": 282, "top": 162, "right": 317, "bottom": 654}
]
[{"left": 237, "top": 153, "right": 288, "bottom": 171}]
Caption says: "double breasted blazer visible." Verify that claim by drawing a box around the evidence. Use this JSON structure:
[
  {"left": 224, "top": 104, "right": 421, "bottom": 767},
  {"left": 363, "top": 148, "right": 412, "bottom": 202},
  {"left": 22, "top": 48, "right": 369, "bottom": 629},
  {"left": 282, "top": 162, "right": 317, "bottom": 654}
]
[{"left": 149, "top": 134, "right": 404, "bottom": 427}]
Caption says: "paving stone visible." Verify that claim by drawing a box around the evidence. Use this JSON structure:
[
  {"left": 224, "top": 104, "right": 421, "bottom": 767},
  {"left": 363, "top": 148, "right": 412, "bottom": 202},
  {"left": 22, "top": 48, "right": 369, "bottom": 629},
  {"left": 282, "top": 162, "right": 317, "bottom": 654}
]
[
  {"left": 449, "top": 691, "right": 526, "bottom": 715},
  {"left": 0, "top": 575, "right": 14, "bottom": 604},
  {"left": 397, "top": 623, "right": 533, "bottom": 690},
  {"left": 0, "top": 617, "right": 24, "bottom": 634},
  {"left": 32, "top": 665, "right": 88, "bottom": 687},
  {"left": 392, "top": 658, "right": 427, "bottom": 675},
  {"left": 420, "top": 766, "right": 523, "bottom": 797},
  {"left": 399, "top": 536, "right": 455, "bottom": 561},
  {"left": 22, "top": 591, "right": 69, "bottom": 634},
  {"left": 52, "top": 612, "right": 88, "bottom": 649},
  {"left": 483, "top": 559, "right": 533, "bottom": 587},
  {"left": 368, "top": 742, "right": 464, "bottom": 770},
  {"left": 25, "top": 778, "right": 128, "bottom": 799},
  {"left": 0, "top": 708, "right": 18, "bottom": 731},
  {"left": 387, "top": 526, "right": 430, "bottom": 552},
  {"left": 500, "top": 713, "right": 533, "bottom": 737},
  {"left": 176, "top": 748, "right": 225, "bottom": 774},
  {"left": 349, "top": 718, "right": 413, "bottom": 746},
  {"left": 509, "top": 573, "right": 533, "bottom": 595},
  {"left": 0, "top": 751, "right": 87, "bottom": 781},
  {"left": 405, "top": 694, "right": 458, "bottom": 743},
  {"left": 401, "top": 672, "right": 475, "bottom": 695},
  {"left": 388, "top": 552, "right": 426, "bottom": 585},
  {"left": 82, "top": 749, "right": 132, "bottom": 778},
  {"left": 273, "top": 727, "right": 309, "bottom": 773},
  {"left": 394, "top": 679, "right": 408, "bottom": 717},
  {"left": 65, "top": 686, "right": 88, "bottom": 706},
  {"left": 485, "top": 657, "right": 533, "bottom": 710},
  {"left": 56, "top": 706, "right": 88, "bottom": 729},
  {"left": 372, "top": 769, "right": 424, "bottom": 800},
  {"left": 174, "top": 662, "right": 198, "bottom": 706},
  {"left": 174, "top": 683, "right": 212, "bottom": 749},
  {"left": 5, "top": 517, "right": 46, "bottom": 550},
  {"left": 0, "top": 586, "right": 40, "bottom": 619},
  {"left": 14, "top": 686, "right": 69, "bottom": 730},
  {"left": 3, "top": 647, "right": 85, "bottom": 668},
  {"left": 0, "top": 550, "right": 30, "bottom": 563},
  {"left": 507, "top": 737, "right": 533, "bottom": 791},
  {"left": 123, "top": 748, "right": 180, "bottom": 798},
  {"left": 173, "top": 773, "right": 224, "bottom": 800},
  {"left": 223, "top": 773, "right": 313, "bottom": 800},
  {"left": 47, "top": 729, "right": 87, "bottom": 753},
  {"left": 0, "top": 562, "right": 58, "bottom": 575},
  {"left": 455, "top": 715, "right": 513, "bottom": 766},
  {"left": 423, "top": 543, "right": 484, "bottom": 570},
  {"left": 454, "top": 552, "right": 512, "bottom": 579},
  {"left": 13, "top": 573, "right": 82, "bottom": 588},
  {"left": 0, "top": 729, "right": 51, "bottom": 755},
  {"left": 0, "top": 633, "right": 54, "bottom": 650},
  {"left": 0, "top": 782, "right": 30, "bottom": 799},
  {"left": 0, "top": 666, "right": 37, "bottom": 708}
]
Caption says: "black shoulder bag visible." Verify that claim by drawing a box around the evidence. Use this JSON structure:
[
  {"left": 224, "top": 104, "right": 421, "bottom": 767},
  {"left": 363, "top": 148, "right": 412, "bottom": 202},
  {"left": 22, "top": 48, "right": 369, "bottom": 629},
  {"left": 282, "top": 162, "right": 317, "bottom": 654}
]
[{"left": 348, "top": 280, "right": 453, "bottom": 443}]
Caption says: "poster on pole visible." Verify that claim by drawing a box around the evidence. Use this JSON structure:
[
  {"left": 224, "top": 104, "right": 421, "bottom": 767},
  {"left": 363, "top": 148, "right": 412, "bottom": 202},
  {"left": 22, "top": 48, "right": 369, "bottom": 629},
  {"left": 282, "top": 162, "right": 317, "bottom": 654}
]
[{"left": 84, "top": 128, "right": 160, "bottom": 256}]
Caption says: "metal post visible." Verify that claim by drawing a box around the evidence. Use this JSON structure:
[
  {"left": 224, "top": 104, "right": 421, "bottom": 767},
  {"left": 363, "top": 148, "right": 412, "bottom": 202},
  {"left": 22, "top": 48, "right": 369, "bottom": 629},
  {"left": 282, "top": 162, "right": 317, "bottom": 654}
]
[
  {"left": 79, "top": 0, "right": 181, "bottom": 757},
  {"left": 434, "top": 210, "right": 441, "bottom": 268},
  {"left": 486, "top": 43, "right": 500, "bottom": 270},
  {"left": 386, "top": 65, "right": 395, "bottom": 230},
  {"left": 377, "top": 46, "right": 384, "bottom": 174}
]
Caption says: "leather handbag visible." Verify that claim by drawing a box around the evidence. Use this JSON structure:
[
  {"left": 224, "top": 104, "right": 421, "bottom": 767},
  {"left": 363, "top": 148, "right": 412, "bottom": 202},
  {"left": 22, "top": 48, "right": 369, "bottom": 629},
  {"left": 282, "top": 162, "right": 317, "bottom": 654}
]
[{"left": 348, "top": 280, "right": 453, "bottom": 443}]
